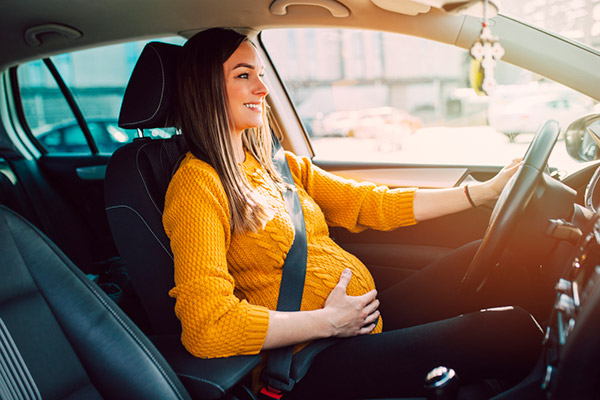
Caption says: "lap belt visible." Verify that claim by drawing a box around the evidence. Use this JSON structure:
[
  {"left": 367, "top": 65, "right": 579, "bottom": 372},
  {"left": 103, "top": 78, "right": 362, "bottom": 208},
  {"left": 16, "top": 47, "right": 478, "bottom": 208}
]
[{"left": 260, "top": 140, "right": 308, "bottom": 397}]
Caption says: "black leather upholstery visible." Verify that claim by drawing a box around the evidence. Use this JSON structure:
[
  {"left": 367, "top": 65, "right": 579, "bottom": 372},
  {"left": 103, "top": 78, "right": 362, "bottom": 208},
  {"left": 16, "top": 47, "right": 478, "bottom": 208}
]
[
  {"left": 118, "top": 42, "right": 181, "bottom": 129},
  {"left": 0, "top": 205, "right": 191, "bottom": 400},
  {"left": 105, "top": 42, "right": 261, "bottom": 399},
  {"left": 105, "top": 135, "right": 262, "bottom": 399},
  {"left": 105, "top": 135, "right": 186, "bottom": 334},
  {"left": 109, "top": 41, "right": 185, "bottom": 335}
]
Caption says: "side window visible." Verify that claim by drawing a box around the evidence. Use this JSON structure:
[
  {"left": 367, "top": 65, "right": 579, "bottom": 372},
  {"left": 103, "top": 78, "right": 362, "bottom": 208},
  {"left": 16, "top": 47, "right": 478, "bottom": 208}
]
[
  {"left": 261, "top": 29, "right": 595, "bottom": 174},
  {"left": 20, "top": 60, "right": 90, "bottom": 154},
  {"left": 17, "top": 37, "right": 184, "bottom": 155}
]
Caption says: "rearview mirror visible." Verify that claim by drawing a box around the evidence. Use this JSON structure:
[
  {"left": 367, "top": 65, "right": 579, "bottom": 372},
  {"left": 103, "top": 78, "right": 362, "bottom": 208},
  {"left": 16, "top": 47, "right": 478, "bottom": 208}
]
[{"left": 565, "top": 114, "right": 600, "bottom": 162}]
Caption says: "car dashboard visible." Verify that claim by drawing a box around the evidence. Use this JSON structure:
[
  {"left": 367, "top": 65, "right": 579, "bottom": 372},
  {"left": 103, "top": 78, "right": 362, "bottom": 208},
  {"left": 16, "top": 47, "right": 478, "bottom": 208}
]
[{"left": 542, "top": 202, "right": 600, "bottom": 399}]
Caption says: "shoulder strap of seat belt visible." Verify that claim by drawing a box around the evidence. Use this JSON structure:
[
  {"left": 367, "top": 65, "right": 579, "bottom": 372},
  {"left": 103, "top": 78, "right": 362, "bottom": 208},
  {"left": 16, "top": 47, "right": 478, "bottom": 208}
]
[{"left": 260, "top": 138, "right": 307, "bottom": 395}]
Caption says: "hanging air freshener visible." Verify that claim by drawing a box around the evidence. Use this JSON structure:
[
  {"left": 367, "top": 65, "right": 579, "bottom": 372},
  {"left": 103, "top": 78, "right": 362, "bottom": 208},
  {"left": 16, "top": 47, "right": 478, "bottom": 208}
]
[{"left": 469, "top": 0, "right": 504, "bottom": 95}]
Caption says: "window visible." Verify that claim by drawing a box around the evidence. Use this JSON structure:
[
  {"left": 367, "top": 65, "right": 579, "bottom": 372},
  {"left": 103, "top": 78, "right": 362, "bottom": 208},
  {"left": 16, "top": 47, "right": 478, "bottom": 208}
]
[
  {"left": 17, "top": 37, "right": 184, "bottom": 155},
  {"left": 501, "top": 0, "right": 600, "bottom": 54},
  {"left": 262, "top": 29, "right": 596, "bottom": 174}
]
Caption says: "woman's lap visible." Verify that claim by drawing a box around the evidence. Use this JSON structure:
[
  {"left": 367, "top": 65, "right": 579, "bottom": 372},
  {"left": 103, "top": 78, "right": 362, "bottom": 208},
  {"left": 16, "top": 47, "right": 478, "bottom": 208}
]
[
  {"left": 290, "top": 307, "right": 542, "bottom": 399},
  {"left": 288, "top": 241, "right": 544, "bottom": 399},
  {"left": 378, "top": 240, "right": 491, "bottom": 329}
]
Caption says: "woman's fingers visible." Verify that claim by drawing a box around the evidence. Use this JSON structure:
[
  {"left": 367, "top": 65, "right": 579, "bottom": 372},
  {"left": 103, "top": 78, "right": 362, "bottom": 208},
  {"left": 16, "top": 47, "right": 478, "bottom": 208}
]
[
  {"left": 488, "top": 159, "right": 524, "bottom": 196},
  {"left": 323, "top": 268, "right": 381, "bottom": 337},
  {"left": 358, "top": 322, "right": 377, "bottom": 335},
  {"left": 508, "top": 157, "right": 523, "bottom": 167},
  {"left": 358, "top": 289, "right": 378, "bottom": 305},
  {"left": 363, "top": 309, "right": 380, "bottom": 326},
  {"left": 364, "top": 298, "right": 380, "bottom": 315},
  {"left": 507, "top": 160, "right": 523, "bottom": 173},
  {"left": 500, "top": 159, "right": 522, "bottom": 177},
  {"left": 335, "top": 268, "right": 352, "bottom": 293},
  {"left": 335, "top": 269, "right": 378, "bottom": 302}
]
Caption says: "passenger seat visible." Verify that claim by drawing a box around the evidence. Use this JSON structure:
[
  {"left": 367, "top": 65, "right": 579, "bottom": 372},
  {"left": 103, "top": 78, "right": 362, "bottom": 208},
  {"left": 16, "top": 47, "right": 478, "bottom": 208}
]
[{"left": 0, "top": 205, "right": 191, "bottom": 399}]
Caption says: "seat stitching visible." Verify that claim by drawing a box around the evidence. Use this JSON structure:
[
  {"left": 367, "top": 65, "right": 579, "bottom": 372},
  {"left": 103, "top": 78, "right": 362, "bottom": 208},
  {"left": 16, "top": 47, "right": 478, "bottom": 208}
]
[
  {"left": 175, "top": 373, "right": 225, "bottom": 395},
  {"left": 105, "top": 205, "right": 173, "bottom": 261},
  {"left": 76, "top": 274, "right": 185, "bottom": 400},
  {"left": 0, "top": 317, "right": 42, "bottom": 400},
  {"left": 1, "top": 208, "right": 184, "bottom": 399}
]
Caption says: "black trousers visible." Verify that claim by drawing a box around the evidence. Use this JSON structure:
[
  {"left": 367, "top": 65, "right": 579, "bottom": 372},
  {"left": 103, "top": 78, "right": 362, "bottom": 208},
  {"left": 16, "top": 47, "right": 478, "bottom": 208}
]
[{"left": 288, "top": 241, "right": 544, "bottom": 399}]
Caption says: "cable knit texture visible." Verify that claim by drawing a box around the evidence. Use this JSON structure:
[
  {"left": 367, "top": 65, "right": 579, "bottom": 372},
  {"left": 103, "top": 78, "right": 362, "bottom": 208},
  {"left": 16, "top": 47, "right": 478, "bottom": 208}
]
[{"left": 163, "top": 150, "right": 417, "bottom": 359}]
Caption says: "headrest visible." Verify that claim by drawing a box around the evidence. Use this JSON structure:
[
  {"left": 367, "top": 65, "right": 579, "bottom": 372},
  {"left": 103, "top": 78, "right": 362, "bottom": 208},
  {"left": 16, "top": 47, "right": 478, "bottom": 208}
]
[{"left": 118, "top": 42, "right": 182, "bottom": 129}]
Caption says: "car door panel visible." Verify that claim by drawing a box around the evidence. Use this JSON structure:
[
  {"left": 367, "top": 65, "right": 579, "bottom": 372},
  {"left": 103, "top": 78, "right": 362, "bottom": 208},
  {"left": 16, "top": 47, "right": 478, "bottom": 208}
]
[{"left": 36, "top": 154, "right": 117, "bottom": 271}]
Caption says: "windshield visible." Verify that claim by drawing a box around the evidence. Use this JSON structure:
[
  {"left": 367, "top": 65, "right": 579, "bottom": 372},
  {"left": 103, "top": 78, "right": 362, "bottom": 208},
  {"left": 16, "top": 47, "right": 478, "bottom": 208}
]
[
  {"left": 262, "top": 27, "right": 596, "bottom": 176},
  {"left": 501, "top": 0, "right": 600, "bottom": 53}
]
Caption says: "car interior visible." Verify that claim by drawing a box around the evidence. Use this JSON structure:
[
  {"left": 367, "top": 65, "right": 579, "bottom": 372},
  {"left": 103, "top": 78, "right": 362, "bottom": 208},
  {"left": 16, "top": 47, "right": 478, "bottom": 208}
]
[{"left": 1, "top": 0, "right": 600, "bottom": 399}]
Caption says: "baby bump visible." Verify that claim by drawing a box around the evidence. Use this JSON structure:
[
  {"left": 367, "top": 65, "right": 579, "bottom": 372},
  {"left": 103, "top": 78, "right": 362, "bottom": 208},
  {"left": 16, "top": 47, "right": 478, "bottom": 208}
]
[{"left": 301, "top": 238, "right": 377, "bottom": 310}]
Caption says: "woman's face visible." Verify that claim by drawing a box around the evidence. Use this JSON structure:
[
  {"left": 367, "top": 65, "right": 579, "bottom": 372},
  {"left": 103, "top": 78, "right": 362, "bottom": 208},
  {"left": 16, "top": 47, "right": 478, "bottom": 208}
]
[{"left": 223, "top": 41, "right": 269, "bottom": 135}]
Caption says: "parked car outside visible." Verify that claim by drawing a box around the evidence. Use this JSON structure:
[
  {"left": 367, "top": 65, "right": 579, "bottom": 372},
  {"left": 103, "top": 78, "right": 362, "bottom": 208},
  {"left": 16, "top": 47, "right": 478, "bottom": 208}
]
[
  {"left": 309, "top": 106, "right": 422, "bottom": 149},
  {"left": 488, "top": 93, "right": 591, "bottom": 142},
  {"left": 33, "top": 118, "right": 173, "bottom": 154}
]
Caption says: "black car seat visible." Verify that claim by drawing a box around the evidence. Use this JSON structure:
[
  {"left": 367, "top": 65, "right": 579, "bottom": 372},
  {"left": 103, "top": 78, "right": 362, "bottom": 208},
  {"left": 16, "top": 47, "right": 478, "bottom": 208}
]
[
  {"left": 106, "top": 41, "right": 185, "bottom": 336},
  {"left": 0, "top": 204, "right": 191, "bottom": 400},
  {"left": 106, "top": 39, "right": 348, "bottom": 399},
  {"left": 104, "top": 42, "right": 261, "bottom": 399}
]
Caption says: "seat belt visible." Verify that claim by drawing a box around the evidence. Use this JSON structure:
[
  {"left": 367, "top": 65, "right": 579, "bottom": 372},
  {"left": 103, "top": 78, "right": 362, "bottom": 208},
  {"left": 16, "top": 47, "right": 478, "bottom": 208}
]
[{"left": 260, "top": 139, "right": 308, "bottom": 398}]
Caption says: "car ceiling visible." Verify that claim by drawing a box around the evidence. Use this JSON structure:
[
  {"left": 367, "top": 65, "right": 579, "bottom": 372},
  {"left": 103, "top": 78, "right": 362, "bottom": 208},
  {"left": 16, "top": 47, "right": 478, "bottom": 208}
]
[
  {"left": 0, "top": 0, "right": 463, "bottom": 65},
  {"left": 1, "top": 0, "right": 600, "bottom": 100}
]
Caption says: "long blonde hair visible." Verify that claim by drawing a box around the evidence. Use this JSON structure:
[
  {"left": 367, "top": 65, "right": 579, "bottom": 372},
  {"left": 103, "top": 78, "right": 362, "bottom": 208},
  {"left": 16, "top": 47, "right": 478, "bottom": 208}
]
[{"left": 175, "top": 28, "right": 286, "bottom": 234}]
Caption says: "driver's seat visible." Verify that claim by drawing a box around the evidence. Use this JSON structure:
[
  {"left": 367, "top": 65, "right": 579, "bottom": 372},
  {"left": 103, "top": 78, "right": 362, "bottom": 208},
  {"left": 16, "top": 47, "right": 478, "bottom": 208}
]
[
  {"left": 105, "top": 40, "right": 340, "bottom": 399},
  {"left": 105, "top": 41, "right": 261, "bottom": 399}
]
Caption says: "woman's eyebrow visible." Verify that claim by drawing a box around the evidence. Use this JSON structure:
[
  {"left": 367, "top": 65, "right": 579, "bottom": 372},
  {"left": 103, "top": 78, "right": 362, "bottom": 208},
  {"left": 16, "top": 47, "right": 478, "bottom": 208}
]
[
  {"left": 232, "top": 62, "right": 265, "bottom": 71},
  {"left": 233, "top": 63, "right": 255, "bottom": 70}
]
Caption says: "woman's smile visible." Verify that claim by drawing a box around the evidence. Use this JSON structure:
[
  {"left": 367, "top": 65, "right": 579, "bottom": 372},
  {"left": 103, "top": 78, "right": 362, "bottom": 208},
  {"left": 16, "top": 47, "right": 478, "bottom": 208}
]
[{"left": 244, "top": 102, "right": 263, "bottom": 112}]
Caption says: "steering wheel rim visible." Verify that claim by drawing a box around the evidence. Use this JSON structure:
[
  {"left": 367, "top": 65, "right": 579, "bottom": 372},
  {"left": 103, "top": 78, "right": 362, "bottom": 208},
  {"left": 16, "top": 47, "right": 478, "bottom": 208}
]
[{"left": 461, "top": 120, "right": 561, "bottom": 292}]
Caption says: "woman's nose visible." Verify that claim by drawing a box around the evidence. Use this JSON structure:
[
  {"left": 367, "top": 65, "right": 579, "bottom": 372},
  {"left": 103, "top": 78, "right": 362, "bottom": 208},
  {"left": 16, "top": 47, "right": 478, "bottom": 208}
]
[{"left": 254, "top": 78, "right": 269, "bottom": 97}]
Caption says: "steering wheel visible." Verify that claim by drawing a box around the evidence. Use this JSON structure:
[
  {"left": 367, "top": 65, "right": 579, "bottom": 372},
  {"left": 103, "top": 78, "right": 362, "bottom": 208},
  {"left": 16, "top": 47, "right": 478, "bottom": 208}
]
[
  {"left": 461, "top": 120, "right": 561, "bottom": 292},
  {"left": 584, "top": 166, "right": 600, "bottom": 213}
]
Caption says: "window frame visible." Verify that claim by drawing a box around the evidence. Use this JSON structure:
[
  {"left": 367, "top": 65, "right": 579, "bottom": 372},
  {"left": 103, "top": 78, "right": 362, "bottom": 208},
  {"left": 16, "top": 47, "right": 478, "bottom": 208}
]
[
  {"left": 9, "top": 66, "right": 47, "bottom": 155},
  {"left": 257, "top": 31, "right": 315, "bottom": 158},
  {"left": 11, "top": 58, "right": 103, "bottom": 156},
  {"left": 42, "top": 57, "right": 99, "bottom": 155}
]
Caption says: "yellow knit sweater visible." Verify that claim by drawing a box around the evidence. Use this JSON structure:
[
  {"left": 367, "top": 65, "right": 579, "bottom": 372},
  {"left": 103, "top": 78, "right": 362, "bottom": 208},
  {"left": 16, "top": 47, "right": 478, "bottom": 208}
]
[{"left": 163, "top": 150, "right": 417, "bottom": 359}]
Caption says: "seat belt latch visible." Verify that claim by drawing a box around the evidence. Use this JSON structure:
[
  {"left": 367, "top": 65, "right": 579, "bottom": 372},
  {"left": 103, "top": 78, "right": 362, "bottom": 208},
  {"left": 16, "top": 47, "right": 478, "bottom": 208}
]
[{"left": 259, "top": 386, "right": 284, "bottom": 399}]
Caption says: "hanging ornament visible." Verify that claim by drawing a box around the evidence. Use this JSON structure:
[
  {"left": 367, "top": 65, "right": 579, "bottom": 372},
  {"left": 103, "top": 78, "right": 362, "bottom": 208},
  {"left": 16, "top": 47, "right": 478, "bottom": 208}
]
[{"left": 469, "top": 0, "right": 504, "bottom": 95}]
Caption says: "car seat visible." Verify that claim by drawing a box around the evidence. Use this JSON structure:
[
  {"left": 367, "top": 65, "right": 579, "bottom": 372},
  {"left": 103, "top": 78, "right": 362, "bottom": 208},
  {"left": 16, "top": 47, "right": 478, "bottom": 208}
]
[
  {"left": 105, "top": 40, "right": 344, "bottom": 399},
  {"left": 104, "top": 42, "right": 261, "bottom": 399},
  {"left": 0, "top": 204, "right": 191, "bottom": 399}
]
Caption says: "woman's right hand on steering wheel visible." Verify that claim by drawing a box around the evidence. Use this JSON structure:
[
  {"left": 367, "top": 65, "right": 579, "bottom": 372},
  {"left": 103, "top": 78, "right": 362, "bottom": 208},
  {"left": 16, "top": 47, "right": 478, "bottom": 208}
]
[{"left": 323, "top": 268, "right": 380, "bottom": 337}]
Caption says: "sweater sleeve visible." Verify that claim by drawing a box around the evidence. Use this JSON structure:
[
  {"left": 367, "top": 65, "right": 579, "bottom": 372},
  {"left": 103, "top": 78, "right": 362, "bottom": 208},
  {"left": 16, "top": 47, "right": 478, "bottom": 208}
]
[
  {"left": 285, "top": 152, "right": 417, "bottom": 233},
  {"left": 163, "top": 157, "right": 270, "bottom": 358}
]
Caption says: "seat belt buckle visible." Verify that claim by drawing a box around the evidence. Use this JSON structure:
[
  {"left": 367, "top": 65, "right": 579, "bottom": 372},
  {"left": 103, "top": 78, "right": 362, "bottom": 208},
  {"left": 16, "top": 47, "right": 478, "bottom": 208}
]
[{"left": 259, "top": 386, "right": 284, "bottom": 399}]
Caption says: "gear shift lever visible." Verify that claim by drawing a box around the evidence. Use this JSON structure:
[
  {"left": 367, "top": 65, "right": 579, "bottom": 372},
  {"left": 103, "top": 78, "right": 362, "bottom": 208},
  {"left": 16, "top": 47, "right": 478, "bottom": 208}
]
[{"left": 424, "top": 366, "right": 460, "bottom": 400}]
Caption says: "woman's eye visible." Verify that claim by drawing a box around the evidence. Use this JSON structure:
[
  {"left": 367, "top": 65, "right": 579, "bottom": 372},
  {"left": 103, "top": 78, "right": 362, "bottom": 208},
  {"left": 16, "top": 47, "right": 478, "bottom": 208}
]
[{"left": 237, "top": 73, "right": 249, "bottom": 79}]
